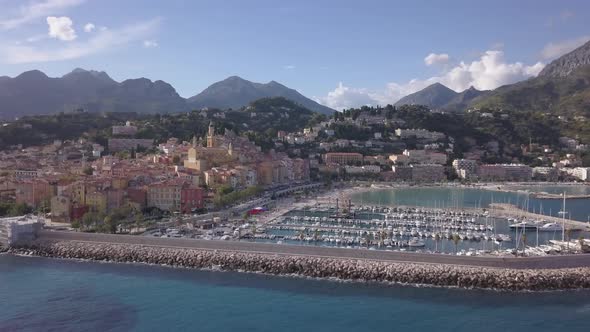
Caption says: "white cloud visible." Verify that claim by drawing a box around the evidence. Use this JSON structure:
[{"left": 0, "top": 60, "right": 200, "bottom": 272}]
[
  {"left": 318, "top": 50, "right": 545, "bottom": 109},
  {"left": 540, "top": 36, "right": 589, "bottom": 60},
  {"left": 315, "top": 82, "right": 379, "bottom": 110},
  {"left": 143, "top": 40, "right": 158, "bottom": 48},
  {"left": 83, "top": 22, "right": 95, "bottom": 32},
  {"left": 0, "top": 0, "right": 84, "bottom": 29},
  {"left": 0, "top": 18, "right": 160, "bottom": 64},
  {"left": 283, "top": 64, "right": 295, "bottom": 70},
  {"left": 424, "top": 53, "right": 449, "bottom": 66},
  {"left": 47, "top": 16, "right": 76, "bottom": 41}
]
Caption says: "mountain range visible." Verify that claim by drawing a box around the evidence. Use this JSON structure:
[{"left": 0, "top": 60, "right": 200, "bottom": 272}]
[
  {"left": 395, "top": 39, "right": 590, "bottom": 115},
  {"left": 0, "top": 70, "right": 335, "bottom": 119},
  {"left": 2, "top": 38, "right": 589, "bottom": 119},
  {"left": 470, "top": 39, "right": 590, "bottom": 115},
  {"left": 394, "top": 83, "right": 489, "bottom": 111}
]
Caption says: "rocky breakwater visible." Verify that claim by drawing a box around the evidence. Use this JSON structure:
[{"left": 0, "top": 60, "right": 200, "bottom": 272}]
[{"left": 10, "top": 241, "right": 590, "bottom": 291}]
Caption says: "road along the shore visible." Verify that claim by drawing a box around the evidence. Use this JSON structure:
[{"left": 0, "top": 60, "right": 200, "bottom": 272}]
[{"left": 35, "top": 230, "right": 590, "bottom": 269}]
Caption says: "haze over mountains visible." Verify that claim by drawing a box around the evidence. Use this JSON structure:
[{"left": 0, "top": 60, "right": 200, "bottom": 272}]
[{"left": 0, "top": 71, "right": 335, "bottom": 119}]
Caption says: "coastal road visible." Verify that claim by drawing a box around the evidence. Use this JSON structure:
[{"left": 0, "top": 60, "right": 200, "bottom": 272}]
[{"left": 38, "top": 230, "right": 590, "bottom": 270}]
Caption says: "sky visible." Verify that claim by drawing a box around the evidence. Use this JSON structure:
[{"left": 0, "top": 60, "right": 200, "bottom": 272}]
[{"left": 0, "top": 0, "right": 589, "bottom": 110}]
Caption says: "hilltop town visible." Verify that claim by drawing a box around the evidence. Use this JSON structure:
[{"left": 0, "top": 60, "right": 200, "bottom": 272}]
[{"left": 1, "top": 99, "right": 589, "bottom": 234}]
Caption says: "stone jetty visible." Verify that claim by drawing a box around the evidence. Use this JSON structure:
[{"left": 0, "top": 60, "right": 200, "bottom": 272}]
[{"left": 9, "top": 240, "right": 590, "bottom": 291}]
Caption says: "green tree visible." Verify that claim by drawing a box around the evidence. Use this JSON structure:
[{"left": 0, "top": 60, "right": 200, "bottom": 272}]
[
  {"left": 81, "top": 212, "right": 96, "bottom": 230},
  {"left": 9, "top": 202, "right": 32, "bottom": 216},
  {"left": 103, "top": 215, "right": 117, "bottom": 234},
  {"left": 82, "top": 166, "right": 93, "bottom": 176},
  {"left": 71, "top": 219, "right": 80, "bottom": 231},
  {"left": 452, "top": 234, "right": 460, "bottom": 254}
]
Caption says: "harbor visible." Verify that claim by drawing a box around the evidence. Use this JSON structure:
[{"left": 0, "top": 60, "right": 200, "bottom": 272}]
[{"left": 133, "top": 185, "right": 590, "bottom": 258}]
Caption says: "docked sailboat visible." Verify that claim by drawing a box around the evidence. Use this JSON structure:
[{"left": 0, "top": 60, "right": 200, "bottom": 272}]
[
  {"left": 408, "top": 237, "right": 425, "bottom": 247},
  {"left": 537, "top": 222, "right": 563, "bottom": 232},
  {"left": 509, "top": 221, "right": 539, "bottom": 229}
]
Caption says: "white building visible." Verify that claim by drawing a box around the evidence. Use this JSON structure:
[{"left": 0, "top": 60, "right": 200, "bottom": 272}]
[
  {"left": 344, "top": 165, "right": 381, "bottom": 174},
  {"left": 395, "top": 128, "right": 446, "bottom": 141},
  {"left": 389, "top": 149, "right": 447, "bottom": 165},
  {"left": 452, "top": 159, "right": 478, "bottom": 179},
  {"left": 563, "top": 167, "right": 590, "bottom": 181},
  {"left": 0, "top": 215, "right": 43, "bottom": 247}
]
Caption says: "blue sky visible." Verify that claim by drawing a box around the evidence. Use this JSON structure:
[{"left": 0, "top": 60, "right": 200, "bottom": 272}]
[{"left": 0, "top": 0, "right": 589, "bottom": 109}]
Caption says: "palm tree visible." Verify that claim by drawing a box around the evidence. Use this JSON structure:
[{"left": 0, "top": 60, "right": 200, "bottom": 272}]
[
  {"left": 452, "top": 234, "right": 460, "bottom": 254},
  {"left": 251, "top": 223, "right": 257, "bottom": 242},
  {"left": 521, "top": 233, "right": 527, "bottom": 256},
  {"left": 434, "top": 233, "right": 440, "bottom": 253},
  {"left": 298, "top": 228, "right": 306, "bottom": 241},
  {"left": 578, "top": 236, "right": 586, "bottom": 253},
  {"left": 313, "top": 229, "right": 320, "bottom": 244}
]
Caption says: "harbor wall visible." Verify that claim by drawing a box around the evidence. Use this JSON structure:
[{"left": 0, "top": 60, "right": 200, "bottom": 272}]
[
  {"left": 33, "top": 230, "right": 590, "bottom": 269},
  {"left": 8, "top": 240, "right": 590, "bottom": 291}
]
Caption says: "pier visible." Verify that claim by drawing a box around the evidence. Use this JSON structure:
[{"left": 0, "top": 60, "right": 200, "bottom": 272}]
[
  {"left": 9, "top": 231, "right": 590, "bottom": 291},
  {"left": 489, "top": 203, "right": 590, "bottom": 230},
  {"left": 31, "top": 230, "right": 590, "bottom": 269}
]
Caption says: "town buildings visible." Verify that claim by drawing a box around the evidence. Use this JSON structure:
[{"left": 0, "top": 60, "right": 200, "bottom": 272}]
[
  {"left": 324, "top": 152, "right": 363, "bottom": 165},
  {"left": 391, "top": 164, "right": 445, "bottom": 182},
  {"left": 477, "top": 164, "right": 532, "bottom": 182}
]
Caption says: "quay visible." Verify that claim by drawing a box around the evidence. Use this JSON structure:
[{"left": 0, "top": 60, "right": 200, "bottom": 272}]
[
  {"left": 31, "top": 230, "right": 590, "bottom": 269},
  {"left": 9, "top": 230, "right": 590, "bottom": 291},
  {"left": 530, "top": 193, "right": 590, "bottom": 200},
  {"left": 489, "top": 203, "right": 590, "bottom": 230}
]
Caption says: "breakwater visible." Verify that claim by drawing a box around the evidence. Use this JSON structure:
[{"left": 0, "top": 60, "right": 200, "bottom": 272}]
[{"left": 9, "top": 240, "right": 590, "bottom": 291}]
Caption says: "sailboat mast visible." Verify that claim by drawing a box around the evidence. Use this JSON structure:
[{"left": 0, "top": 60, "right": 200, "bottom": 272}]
[{"left": 562, "top": 192, "right": 566, "bottom": 242}]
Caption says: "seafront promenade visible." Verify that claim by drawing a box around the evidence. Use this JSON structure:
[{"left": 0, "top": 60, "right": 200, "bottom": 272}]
[{"left": 35, "top": 230, "right": 590, "bottom": 269}]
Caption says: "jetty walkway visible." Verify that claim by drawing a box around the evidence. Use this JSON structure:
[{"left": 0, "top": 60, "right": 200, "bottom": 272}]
[
  {"left": 37, "top": 230, "right": 590, "bottom": 270},
  {"left": 489, "top": 203, "right": 590, "bottom": 230}
]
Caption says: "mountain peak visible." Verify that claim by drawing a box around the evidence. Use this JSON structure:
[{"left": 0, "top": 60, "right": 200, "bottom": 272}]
[
  {"left": 223, "top": 75, "right": 249, "bottom": 82},
  {"left": 63, "top": 67, "right": 114, "bottom": 83},
  {"left": 538, "top": 39, "right": 590, "bottom": 78},
  {"left": 15, "top": 70, "right": 49, "bottom": 80},
  {"left": 394, "top": 82, "right": 457, "bottom": 108},
  {"left": 430, "top": 82, "right": 448, "bottom": 88},
  {"left": 70, "top": 67, "right": 88, "bottom": 74},
  {"left": 188, "top": 76, "right": 335, "bottom": 114}
]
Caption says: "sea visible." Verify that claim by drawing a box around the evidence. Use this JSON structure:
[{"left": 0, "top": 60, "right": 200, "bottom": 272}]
[
  {"left": 1, "top": 255, "right": 590, "bottom": 332},
  {"left": 3, "top": 184, "right": 590, "bottom": 331}
]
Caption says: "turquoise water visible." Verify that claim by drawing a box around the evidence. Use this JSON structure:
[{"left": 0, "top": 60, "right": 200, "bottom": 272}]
[
  {"left": 1, "top": 255, "right": 590, "bottom": 331},
  {"left": 352, "top": 186, "right": 590, "bottom": 222}
]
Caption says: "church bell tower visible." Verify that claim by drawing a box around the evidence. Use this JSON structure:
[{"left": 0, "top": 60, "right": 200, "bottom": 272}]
[{"left": 207, "top": 122, "right": 215, "bottom": 148}]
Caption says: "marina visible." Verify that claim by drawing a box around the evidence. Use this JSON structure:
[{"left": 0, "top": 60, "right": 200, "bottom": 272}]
[
  {"left": 140, "top": 186, "right": 590, "bottom": 257},
  {"left": 262, "top": 204, "right": 588, "bottom": 256}
]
